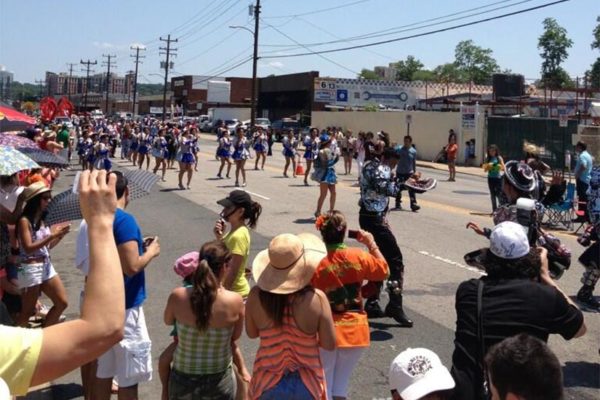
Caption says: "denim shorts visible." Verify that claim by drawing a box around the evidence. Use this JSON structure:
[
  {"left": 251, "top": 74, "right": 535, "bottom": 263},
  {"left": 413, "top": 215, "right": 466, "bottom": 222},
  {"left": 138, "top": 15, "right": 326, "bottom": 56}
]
[
  {"left": 259, "top": 371, "right": 313, "bottom": 400},
  {"left": 169, "top": 366, "right": 236, "bottom": 400}
]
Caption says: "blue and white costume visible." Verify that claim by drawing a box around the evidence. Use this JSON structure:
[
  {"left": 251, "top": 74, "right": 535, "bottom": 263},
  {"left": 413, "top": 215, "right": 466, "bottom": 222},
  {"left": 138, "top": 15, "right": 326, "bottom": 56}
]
[
  {"left": 312, "top": 148, "right": 338, "bottom": 184},
  {"left": 180, "top": 138, "right": 196, "bottom": 164},
  {"left": 152, "top": 137, "right": 169, "bottom": 159},
  {"left": 282, "top": 136, "right": 297, "bottom": 158},
  {"left": 232, "top": 137, "right": 250, "bottom": 161},
  {"left": 217, "top": 137, "right": 232, "bottom": 158},
  {"left": 94, "top": 143, "right": 112, "bottom": 171},
  {"left": 303, "top": 136, "right": 318, "bottom": 160},
  {"left": 138, "top": 134, "right": 150, "bottom": 155},
  {"left": 253, "top": 133, "right": 268, "bottom": 153},
  {"left": 129, "top": 132, "right": 139, "bottom": 152}
]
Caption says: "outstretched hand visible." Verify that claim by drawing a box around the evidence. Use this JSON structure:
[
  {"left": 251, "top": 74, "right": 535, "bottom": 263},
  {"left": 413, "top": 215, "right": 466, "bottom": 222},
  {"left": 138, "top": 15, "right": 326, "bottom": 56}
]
[{"left": 466, "top": 222, "right": 485, "bottom": 236}]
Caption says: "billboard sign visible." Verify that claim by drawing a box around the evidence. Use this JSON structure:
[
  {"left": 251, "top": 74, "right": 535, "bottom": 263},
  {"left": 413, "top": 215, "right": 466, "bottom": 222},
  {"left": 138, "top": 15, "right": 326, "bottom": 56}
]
[{"left": 314, "top": 78, "right": 416, "bottom": 108}]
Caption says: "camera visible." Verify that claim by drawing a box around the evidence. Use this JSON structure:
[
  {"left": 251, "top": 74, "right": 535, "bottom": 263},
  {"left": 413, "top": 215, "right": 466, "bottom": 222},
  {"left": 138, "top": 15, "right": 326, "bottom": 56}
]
[{"left": 516, "top": 198, "right": 538, "bottom": 245}]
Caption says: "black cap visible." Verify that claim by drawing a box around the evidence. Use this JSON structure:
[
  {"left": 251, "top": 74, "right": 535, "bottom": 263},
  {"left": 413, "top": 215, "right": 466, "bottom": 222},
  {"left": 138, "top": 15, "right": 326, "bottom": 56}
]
[{"left": 217, "top": 190, "right": 252, "bottom": 209}]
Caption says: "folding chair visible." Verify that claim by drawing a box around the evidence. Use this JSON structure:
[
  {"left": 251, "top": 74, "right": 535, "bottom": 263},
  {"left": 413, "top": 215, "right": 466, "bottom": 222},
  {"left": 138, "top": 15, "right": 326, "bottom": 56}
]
[{"left": 545, "top": 182, "right": 576, "bottom": 230}]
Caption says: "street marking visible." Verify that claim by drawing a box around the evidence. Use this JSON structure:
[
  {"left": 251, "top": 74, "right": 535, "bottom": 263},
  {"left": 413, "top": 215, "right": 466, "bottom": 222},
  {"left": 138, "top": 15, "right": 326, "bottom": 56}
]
[
  {"left": 418, "top": 250, "right": 485, "bottom": 276},
  {"left": 243, "top": 190, "right": 270, "bottom": 200}
]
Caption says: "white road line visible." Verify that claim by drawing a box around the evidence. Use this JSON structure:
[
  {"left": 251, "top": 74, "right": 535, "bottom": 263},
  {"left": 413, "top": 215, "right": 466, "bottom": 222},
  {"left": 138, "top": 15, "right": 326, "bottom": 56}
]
[
  {"left": 418, "top": 250, "right": 485, "bottom": 276},
  {"left": 243, "top": 190, "right": 270, "bottom": 201}
]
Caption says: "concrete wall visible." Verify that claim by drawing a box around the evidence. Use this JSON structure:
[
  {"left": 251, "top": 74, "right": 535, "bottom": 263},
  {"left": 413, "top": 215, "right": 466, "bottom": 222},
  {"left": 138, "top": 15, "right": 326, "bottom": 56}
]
[{"left": 312, "top": 110, "right": 464, "bottom": 162}]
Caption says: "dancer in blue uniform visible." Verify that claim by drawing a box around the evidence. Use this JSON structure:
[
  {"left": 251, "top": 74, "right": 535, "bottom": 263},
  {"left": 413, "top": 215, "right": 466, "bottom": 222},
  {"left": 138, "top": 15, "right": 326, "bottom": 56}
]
[
  {"left": 232, "top": 127, "right": 249, "bottom": 187},
  {"left": 152, "top": 129, "right": 169, "bottom": 181},
  {"left": 86, "top": 133, "right": 98, "bottom": 171},
  {"left": 314, "top": 133, "right": 339, "bottom": 217},
  {"left": 178, "top": 130, "right": 196, "bottom": 190},
  {"left": 191, "top": 127, "right": 200, "bottom": 172},
  {"left": 94, "top": 135, "right": 112, "bottom": 171},
  {"left": 137, "top": 128, "right": 151, "bottom": 170},
  {"left": 217, "top": 130, "right": 233, "bottom": 179},
  {"left": 129, "top": 127, "right": 140, "bottom": 166},
  {"left": 303, "top": 127, "right": 319, "bottom": 186},
  {"left": 282, "top": 129, "right": 298, "bottom": 178},
  {"left": 252, "top": 127, "right": 268, "bottom": 170}
]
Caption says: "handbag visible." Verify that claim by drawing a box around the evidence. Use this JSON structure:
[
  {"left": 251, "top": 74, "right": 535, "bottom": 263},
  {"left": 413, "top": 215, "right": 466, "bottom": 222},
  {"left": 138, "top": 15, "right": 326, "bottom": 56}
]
[{"left": 476, "top": 280, "right": 492, "bottom": 400}]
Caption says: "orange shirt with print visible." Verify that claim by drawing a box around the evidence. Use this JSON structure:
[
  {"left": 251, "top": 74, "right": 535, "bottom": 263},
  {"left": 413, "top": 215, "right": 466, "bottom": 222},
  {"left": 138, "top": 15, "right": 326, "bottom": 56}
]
[
  {"left": 311, "top": 244, "right": 389, "bottom": 348},
  {"left": 446, "top": 143, "right": 458, "bottom": 161}
]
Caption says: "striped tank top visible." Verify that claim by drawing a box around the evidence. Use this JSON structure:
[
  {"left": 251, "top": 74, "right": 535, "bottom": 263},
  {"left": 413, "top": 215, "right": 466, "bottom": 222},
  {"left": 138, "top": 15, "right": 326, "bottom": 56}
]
[
  {"left": 250, "top": 308, "right": 326, "bottom": 400},
  {"left": 172, "top": 322, "right": 233, "bottom": 375}
]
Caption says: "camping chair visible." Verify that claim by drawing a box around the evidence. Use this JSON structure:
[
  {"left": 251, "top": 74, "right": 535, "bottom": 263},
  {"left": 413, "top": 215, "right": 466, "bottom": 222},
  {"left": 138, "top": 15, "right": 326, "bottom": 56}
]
[
  {"left": 573, "top": 200, "right": 588, "bottom": 234},
  {"left": 545, "top": 182, "right": 576, "bottom": 230}
]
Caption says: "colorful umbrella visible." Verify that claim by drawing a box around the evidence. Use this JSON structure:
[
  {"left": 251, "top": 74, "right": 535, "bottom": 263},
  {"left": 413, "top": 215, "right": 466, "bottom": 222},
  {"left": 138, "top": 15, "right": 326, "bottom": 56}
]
[
  {"left": 0, "top": 145, "right": 40, "bottom": 176},
  {"left": 0, "top": 133, "right": 38, "bottom": 149},
  {"left": 16, "top": 147, "right": 68, "bottom": 167},
  {"left": 44, "top": 169, "right": 159, "bottom": 225},
  {"left": 0, "top": 105, "right": 36, "bottom": 124}
]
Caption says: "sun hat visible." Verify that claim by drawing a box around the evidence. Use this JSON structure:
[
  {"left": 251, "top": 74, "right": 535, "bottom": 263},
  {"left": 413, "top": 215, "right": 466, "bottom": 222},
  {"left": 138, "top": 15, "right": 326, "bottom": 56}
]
[
  {"left": 503, "top": 160, "right": 536, "bottom": 193},
  {"left": 489, "top": 221, "right": 530, "bottom": 259},
  {"left": 217, "top": 190, "right": 252, "bottom": 210},
  {"left": 389, "top": 348, "right": 455, "bottom": 400},
  {"left": 22, "top": 181, "right": 51, "bottom": 203},
  {"left": 523, "top": 141, "right": 540, "bottom": 155},
  {"left": 173, "top": 251, "right": 199, "bottom": 278},
  {"left": 252, "top": 232, "right": 326, "bottom": 294}
]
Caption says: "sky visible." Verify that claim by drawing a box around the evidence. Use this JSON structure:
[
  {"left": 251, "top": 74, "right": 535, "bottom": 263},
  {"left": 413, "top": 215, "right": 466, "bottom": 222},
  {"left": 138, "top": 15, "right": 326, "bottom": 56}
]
[{"left": 0, "top": 0, "right": 598, "bottom": 84}]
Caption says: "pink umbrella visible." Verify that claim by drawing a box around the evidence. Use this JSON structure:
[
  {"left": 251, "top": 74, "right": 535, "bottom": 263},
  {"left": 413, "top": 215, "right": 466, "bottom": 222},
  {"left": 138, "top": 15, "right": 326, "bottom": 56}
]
[{"left": 0, "top": 133, "right": 38, "bottom": 149}]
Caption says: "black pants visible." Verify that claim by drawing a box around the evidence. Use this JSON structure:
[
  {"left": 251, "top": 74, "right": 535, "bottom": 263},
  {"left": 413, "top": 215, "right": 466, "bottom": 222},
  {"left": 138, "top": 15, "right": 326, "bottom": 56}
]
[
  {"left": 487, "top": 177, "right": 503, "bottom": 211},
  {"left": 576, "top": 179, "right": 589, "bottom": 219},
  {"left": 359, "top": 209, "right": 404, "bottom": 294},
  {"left": 395, "top": 174, "right": 416, "bottom": 207}
]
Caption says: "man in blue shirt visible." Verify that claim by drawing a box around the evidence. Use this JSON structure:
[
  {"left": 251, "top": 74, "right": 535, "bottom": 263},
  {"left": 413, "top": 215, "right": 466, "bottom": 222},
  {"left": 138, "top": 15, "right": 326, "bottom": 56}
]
[
  {"left": 393, "top": 135, "right": 420, "bottom": 212},
  {"left": 94, "top": 171, "right": 161, "bottom": 400},
  {"left": 574, "top": 141, "right": 594, "bottom": 222}
]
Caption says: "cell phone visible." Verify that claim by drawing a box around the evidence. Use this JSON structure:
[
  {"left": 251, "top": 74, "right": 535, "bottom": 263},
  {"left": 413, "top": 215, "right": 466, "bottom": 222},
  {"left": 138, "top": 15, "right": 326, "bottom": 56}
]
[
  {"left": 143, "top": 237, "right": 154, "bottom": 248},
  {"left": 348, "top": 230, "right": 359, "bottom": 239}
]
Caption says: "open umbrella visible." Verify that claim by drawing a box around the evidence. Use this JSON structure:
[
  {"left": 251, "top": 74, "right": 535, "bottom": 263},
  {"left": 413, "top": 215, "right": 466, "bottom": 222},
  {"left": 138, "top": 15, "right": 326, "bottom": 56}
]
[
  {"left": 0, "top": 133, "right": 38, "bottom": 149},
  {"left": 16, "top": 147, "right": 68, "bottom": 167},
  {"left": 0, "top": 145, "right": 39, "bottom": 176},
  {"left": 0, "top": 105, "right": 36, "bottom": 133},
  {"left": 44, "top": 169, "right": 160, "bottom": 225}
]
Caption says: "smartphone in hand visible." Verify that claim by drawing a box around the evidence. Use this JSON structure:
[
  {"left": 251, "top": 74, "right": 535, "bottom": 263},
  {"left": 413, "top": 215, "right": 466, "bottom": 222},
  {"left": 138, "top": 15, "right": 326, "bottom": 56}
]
[{"left": 348, "top": 230, "right": 359, "bottom": 239}]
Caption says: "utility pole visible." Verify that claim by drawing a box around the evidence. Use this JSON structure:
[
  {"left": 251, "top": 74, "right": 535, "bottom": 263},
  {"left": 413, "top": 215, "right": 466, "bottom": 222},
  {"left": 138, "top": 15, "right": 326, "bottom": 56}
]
[
  {"left": 80, "top": 59, "right": 97, "bottom": 113},
  {"left": 130, "top": 45, "right": 146, "bottom": 116},
  {"left": 34, "top": 79, "right": 44, "bottom": 100},
  {"left": 66, "top": 62, "right": 77, "bottom": 100},
  {"left": 250, "top": 0, "right": 261, "bottom": 130},
  {"left": 102, "top": 54, "right": 117, "bottom": 115},
  {"left": 159, "top": 34, "right": 178, "bottom": 121}
]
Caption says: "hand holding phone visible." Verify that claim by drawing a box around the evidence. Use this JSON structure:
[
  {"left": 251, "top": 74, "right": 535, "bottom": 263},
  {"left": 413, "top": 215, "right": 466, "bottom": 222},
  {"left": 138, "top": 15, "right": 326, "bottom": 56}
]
[{"left": 348, "top": 229, "right": 359, "bottom": 239}]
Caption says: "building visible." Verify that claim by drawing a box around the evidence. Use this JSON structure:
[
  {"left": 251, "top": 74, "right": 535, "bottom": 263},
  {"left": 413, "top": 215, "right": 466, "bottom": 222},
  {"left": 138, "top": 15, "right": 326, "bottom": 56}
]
[
  {"left": 45, "top": 70, "right": 134, "bottom": 97},
  {"left": 0, "top": 66, "right": 14, "bottom": 101},
  {"left": 374, "top": 64, "right": 397, "bottom": 80}
]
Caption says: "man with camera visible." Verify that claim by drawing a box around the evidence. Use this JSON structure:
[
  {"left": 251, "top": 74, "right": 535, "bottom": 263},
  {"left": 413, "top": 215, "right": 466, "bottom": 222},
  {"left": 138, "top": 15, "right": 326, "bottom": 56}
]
[{"left": 451, "top": 221, "right": 586, "bottom": 400}]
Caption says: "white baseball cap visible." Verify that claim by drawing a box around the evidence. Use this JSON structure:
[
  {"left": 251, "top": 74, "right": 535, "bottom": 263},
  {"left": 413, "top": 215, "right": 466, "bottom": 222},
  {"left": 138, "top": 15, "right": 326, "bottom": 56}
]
[
  {"left": 489, "top": 221, "right": 530, "bottom": 259},
  {"left": 389, "top": 348, "right": 455, "bottom": 400}
]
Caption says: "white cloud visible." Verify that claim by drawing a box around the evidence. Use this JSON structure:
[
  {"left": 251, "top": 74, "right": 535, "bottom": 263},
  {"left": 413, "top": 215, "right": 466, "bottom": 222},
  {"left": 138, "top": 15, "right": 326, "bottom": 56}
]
[
  {"left": 92, "top": 41, "right": 129, "bottom": 51},
  {"left": 268, "top": 61, "right": 284, "bottom": 68},
  {"left": 130, "top": 43, "right": 147, "bottom": 50}
]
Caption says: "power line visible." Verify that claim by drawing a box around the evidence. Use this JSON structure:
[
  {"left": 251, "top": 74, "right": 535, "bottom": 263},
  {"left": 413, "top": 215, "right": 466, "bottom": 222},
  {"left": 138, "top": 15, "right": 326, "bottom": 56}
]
[
  {"left": 177, "top": 0, "right": 241, "bottom": 41},
  {"left": 66, "top": 63, "right": 77, "bottom": 100},
  {"left": 261, "top": 19, "right": 360, "bottom": 76},
  {"left": 260, "top": 0, "right": 530, "bottom": 49},
  {"left": 178, "top": 29, "right": 243, "bottom": 66},
  {"left": 178, "top": 7, "right": 248, "bottom": 50},
  {"left": 261, "top": 0, "right": 570, "bottom": 59},
  {"left": 80, "top": 59, "right": 97, "bottom": 111},
  {"left": 130, "top": 45, "right": 146, "bottom": 115},
  {"left": 102, "top": 54, "right": 117, "bottom": 114},
  {"left": 263, "top": 0, "right": 371, "bottom": 19}
]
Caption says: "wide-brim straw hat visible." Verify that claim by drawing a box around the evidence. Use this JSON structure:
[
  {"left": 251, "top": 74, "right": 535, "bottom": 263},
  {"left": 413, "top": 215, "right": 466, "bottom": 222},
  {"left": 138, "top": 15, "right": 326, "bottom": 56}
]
[
  {"left": 22, "top": 181, "right": 51, "bottom": 203},
  {"left": 523, "top": 141, "right": 540, "bottom": 155},
  {"left": 252, "top": 232, "right": 326, "bottom": 294}
]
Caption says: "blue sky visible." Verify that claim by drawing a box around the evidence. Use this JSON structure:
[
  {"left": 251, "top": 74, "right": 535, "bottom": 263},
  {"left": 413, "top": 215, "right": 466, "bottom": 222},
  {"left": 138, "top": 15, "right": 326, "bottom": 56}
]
[{"left": 0, "top": 0, "right": 597, "bottom": 84}]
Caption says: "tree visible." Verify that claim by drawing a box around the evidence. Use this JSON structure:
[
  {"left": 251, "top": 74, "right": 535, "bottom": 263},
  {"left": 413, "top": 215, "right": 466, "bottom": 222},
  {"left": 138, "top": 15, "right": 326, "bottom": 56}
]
[
  {"left": 537, "top": 17, "right": 573, "bottom": 89},
  {"left": 592, "top": 15, "right": 600, "bottom": 51},
  {"left": 590, "top": 16, "right": 600, "bottom": 89},
  {"left": 393, "top": 56, "right": 424, "bottom": 81},
  {"left": 433, "top": 63, "right": 465, "bottom": 83},
  {"left": 412, "top": 69, "right": 436, "bottom": 82},
  {"left": 454, "top": 40, "right": 499, "bottom": 84},
  {"left": 358, "top": 68, "right": 380, "bottom": 80}
]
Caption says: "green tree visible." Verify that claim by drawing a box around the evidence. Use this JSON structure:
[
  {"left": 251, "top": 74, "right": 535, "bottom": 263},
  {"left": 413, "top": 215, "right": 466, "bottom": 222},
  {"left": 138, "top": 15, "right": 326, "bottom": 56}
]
[
  {"left": 592, "top": 15, "right": 600, "bottom": 50},
  {"left": 454, "top": 40, "right": 499, "bottom": 84},
  {"left": 537, "top": 17, "right": 573, "bottom": 89},
  {"left": 393, "top": 56, "right": 424, "bottom": 81},
  {"left": 412, "top": 69, "right": 436, "bottom": 82},
  {"left": 358, "top": 69, "right": 380, "bottom": 80},
  {"left": 590, "top": 16, "right": 600, "bottom": 89},
  {"left": 433, "top": 63, "right": 465, "bottom": 83}
]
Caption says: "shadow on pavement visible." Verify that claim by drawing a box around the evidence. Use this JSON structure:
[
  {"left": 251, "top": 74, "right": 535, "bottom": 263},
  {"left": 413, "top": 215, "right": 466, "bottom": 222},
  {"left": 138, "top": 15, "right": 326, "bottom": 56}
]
[
  {"left": 293, "top": 218, "right": 316, "bottom": 224},
  {"left": 563, "top": 361, "right": 600, "bottom": 389},
  {"left": 452, "top": 190, "right": 489, "bottom": 195},
  {"left": 22, "top": 383, "right": 83, "bottom": 400}
]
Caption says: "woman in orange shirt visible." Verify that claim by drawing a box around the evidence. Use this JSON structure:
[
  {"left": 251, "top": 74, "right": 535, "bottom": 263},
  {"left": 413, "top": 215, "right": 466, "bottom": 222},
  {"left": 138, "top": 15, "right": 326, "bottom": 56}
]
[
  {"left": 311, "top": 210, "right": 389, "bottom": 400},
  {"left": 445, "top": 130, "right": 458, "bottom": 182}
]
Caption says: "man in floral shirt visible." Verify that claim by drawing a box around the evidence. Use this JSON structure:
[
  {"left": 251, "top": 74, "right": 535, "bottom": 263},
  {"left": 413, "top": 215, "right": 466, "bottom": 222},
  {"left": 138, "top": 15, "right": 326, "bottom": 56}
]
[{"left": 358, "top": 147, "right": 413, "bottom": 327}]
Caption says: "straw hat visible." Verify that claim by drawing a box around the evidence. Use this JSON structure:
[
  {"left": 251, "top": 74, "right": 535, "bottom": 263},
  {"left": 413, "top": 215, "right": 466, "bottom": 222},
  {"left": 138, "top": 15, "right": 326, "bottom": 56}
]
[
  {"left": 522, "top": 141, "right": 540, "bottom": 155},
  {"left": 22, "top": 182, "right": 51, "bottom": 203},
  {"left": 252, "top": 233, "right": 326, "bottom": 294}
]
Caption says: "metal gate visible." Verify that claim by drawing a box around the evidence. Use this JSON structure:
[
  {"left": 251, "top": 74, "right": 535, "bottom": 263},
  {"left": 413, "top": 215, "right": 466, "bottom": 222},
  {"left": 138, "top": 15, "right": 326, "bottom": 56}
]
[{"left": 486, "top": 117, "right": 577, "bottom": 169}]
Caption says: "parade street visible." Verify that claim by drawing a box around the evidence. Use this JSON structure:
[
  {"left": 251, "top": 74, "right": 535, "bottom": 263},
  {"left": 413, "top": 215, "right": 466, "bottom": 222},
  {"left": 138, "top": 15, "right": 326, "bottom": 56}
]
[{"left": 39, "top": 135, "right": 598, "bottom": 400}]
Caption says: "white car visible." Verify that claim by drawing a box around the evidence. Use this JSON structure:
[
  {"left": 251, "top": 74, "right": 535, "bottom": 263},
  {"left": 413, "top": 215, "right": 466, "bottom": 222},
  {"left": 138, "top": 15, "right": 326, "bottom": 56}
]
[{"left": 54, "top": 116, "right": 73, "bottom": 128}]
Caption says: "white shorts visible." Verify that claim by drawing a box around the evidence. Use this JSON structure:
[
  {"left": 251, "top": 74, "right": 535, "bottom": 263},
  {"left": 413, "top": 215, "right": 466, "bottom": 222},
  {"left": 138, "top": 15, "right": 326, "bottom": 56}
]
[
  {"left": 17, "top": 262, "right": 57, "bottom": 289},
  {"left": 320, "top": 347, "right": 365, "bottom": 399},
  {"left": 96, "top": 306, "right": 153, "bottom": 387}
]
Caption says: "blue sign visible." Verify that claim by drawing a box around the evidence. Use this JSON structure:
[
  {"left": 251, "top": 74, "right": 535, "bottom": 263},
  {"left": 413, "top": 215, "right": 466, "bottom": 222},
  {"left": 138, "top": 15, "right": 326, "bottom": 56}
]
[{"left": 337, "top": 89, "right": 348, "bottom": 102}]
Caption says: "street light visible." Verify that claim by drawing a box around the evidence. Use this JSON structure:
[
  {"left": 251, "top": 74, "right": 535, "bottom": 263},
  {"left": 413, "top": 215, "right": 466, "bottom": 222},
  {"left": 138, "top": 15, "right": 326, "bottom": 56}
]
[{"left": 229, "top": 4, "right": 259, "bottom": 130}]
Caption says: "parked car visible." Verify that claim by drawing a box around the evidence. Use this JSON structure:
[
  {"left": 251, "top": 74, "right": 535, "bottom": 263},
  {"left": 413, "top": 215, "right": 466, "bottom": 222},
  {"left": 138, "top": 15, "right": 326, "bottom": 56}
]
[
  {"left": 225, "top": 119, "right": 241, "bottom": 133},
  {"left": 53, "top": 116, "right": 73, "bottom": 128},
  {"left": 271, "top": 118, "right": 300, "bottom": 141}
]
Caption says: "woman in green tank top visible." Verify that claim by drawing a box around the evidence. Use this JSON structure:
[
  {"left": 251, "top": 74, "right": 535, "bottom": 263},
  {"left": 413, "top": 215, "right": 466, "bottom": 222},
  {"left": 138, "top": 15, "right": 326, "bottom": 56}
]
[{"left": 163, "top": 241, "right": 247, "bottom": 400}]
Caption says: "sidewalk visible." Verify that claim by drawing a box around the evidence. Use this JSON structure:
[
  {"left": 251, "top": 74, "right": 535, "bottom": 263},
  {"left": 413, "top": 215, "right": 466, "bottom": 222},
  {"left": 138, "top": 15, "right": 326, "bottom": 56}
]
[{"left": 416, "top": 160, "right": 487, "bottom": 178}]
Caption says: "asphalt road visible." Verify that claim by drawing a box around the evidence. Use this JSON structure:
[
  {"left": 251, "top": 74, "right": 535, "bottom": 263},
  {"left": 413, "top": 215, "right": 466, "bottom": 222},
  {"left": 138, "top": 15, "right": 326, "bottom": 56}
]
[{"left": 29, "top": 136, "right": 599, "bottom": 400}]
